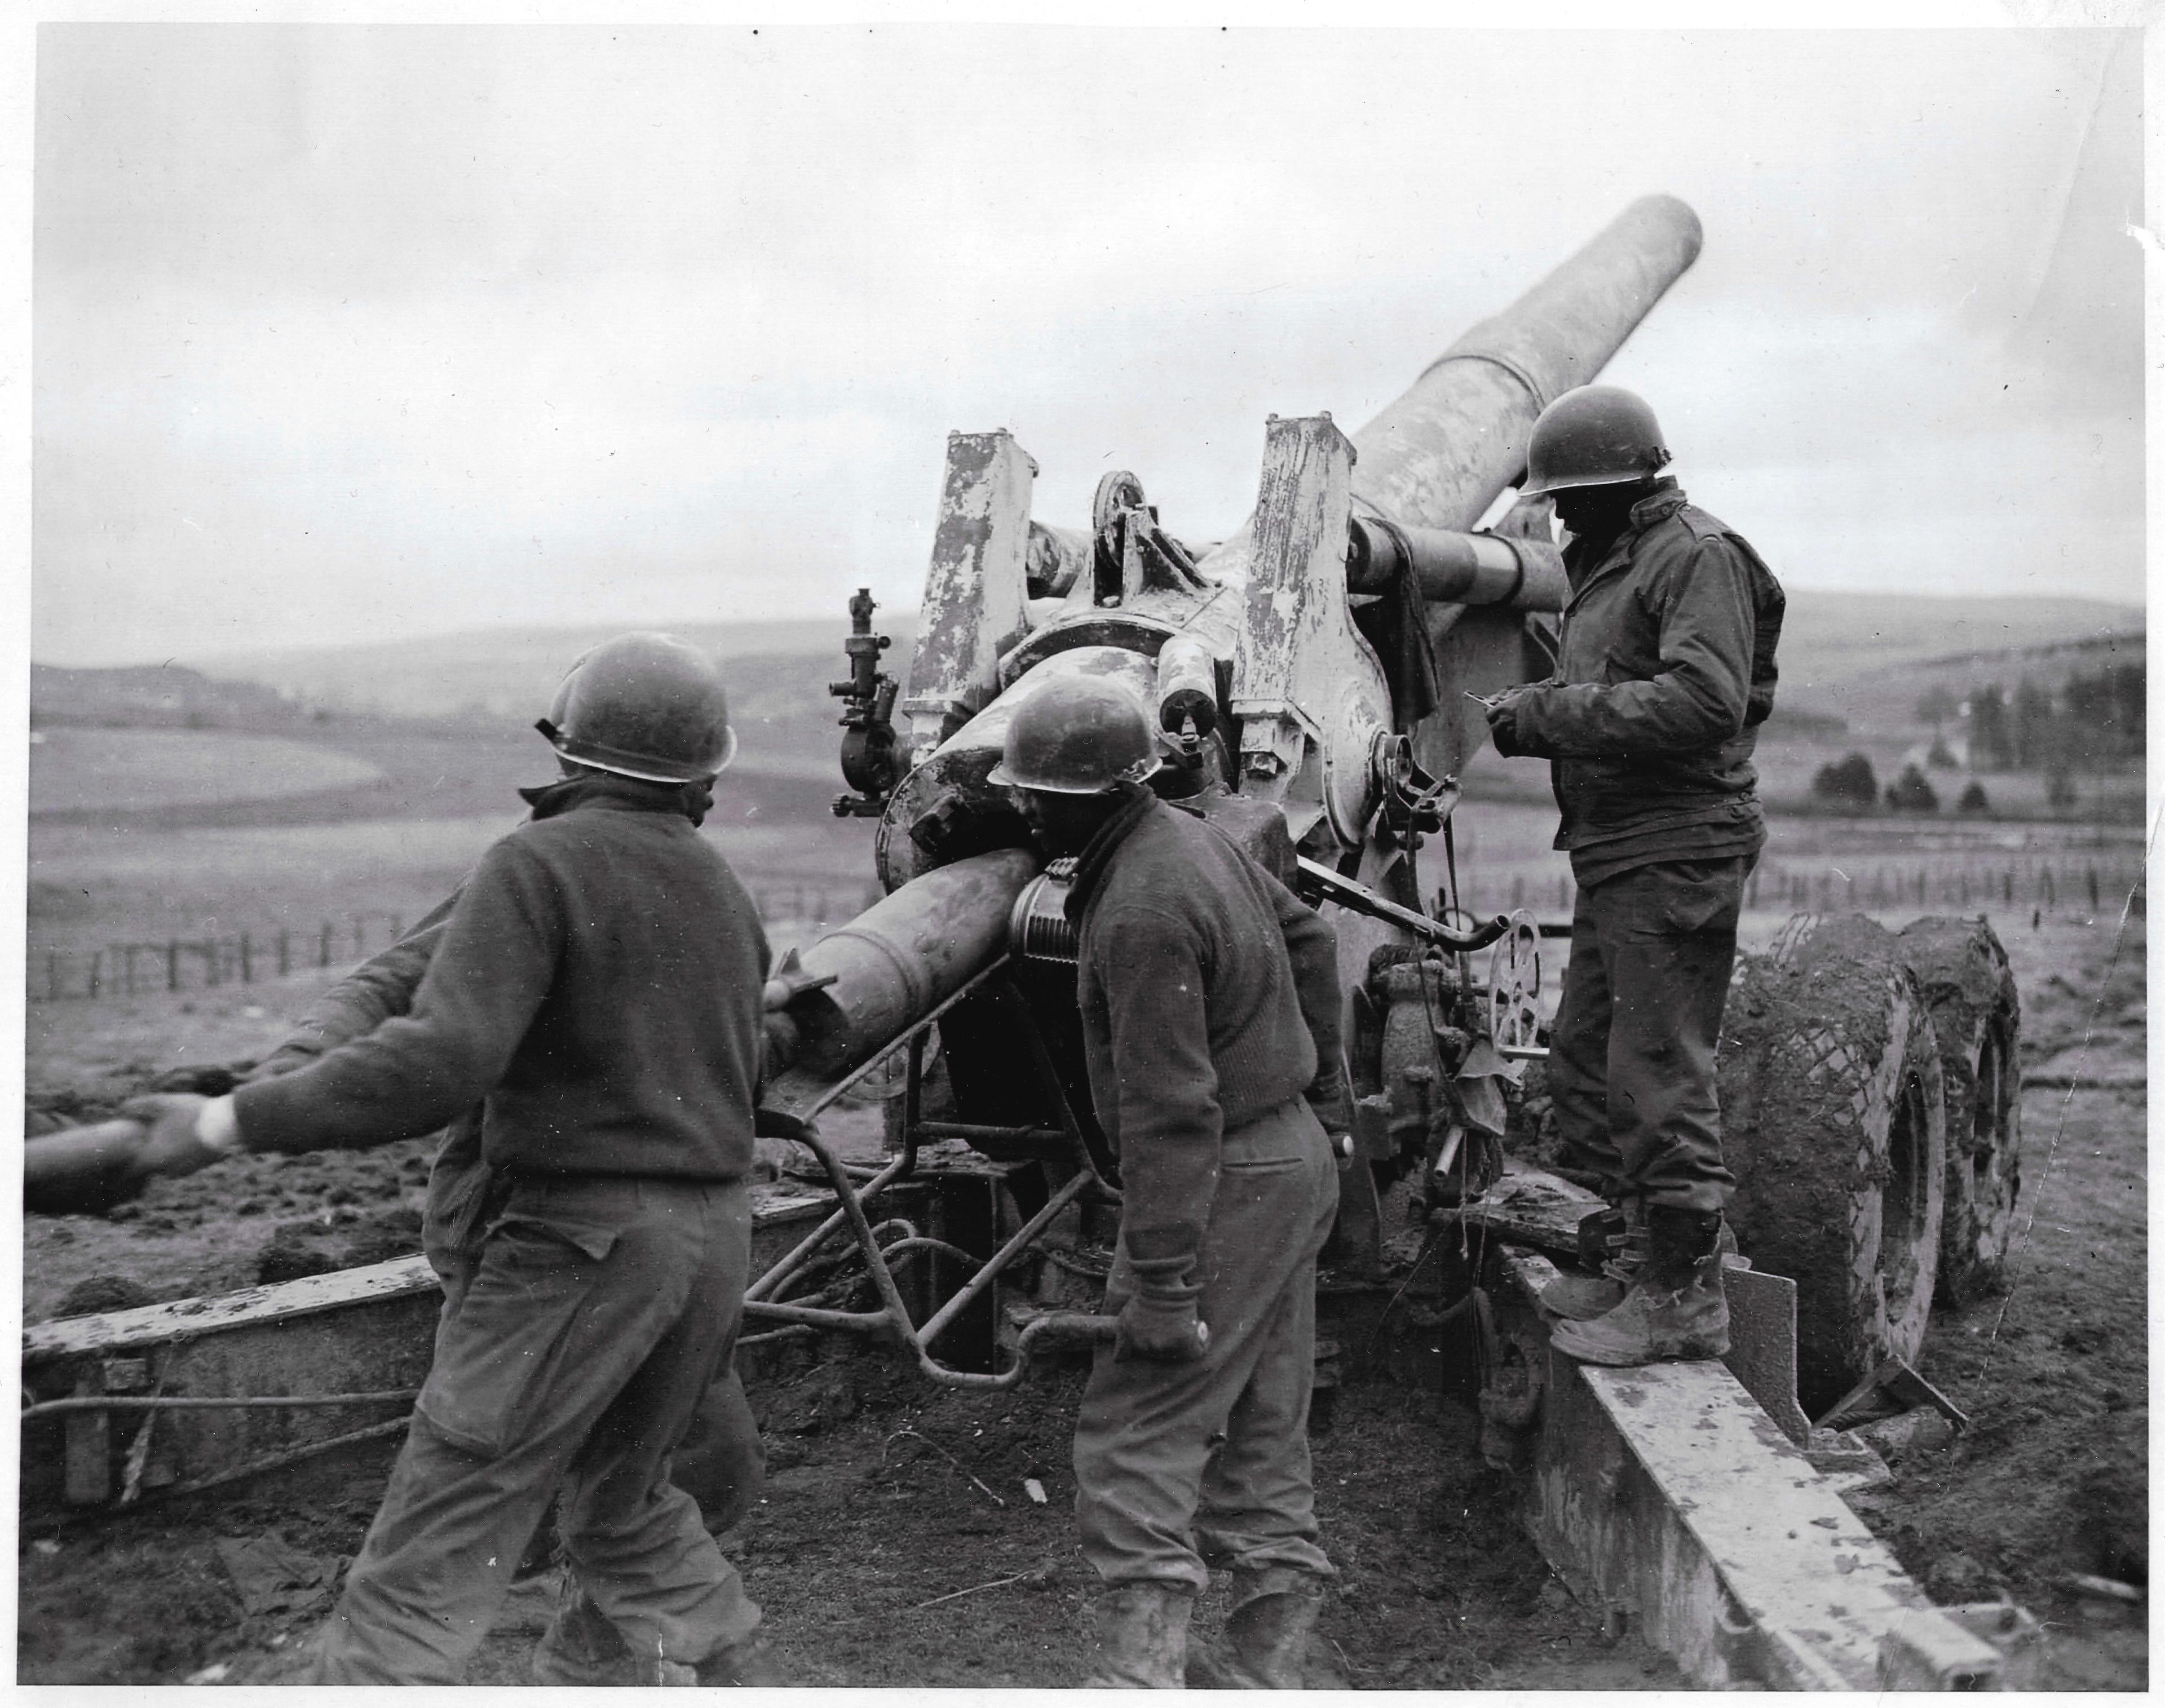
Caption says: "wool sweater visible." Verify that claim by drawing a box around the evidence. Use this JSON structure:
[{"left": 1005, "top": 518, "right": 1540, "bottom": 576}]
[
  {"left": 1071, "top": 795, "right": 1344, "bottom": 1244},
  {"left": 233, "top": 781, "right": 769, "bottom": 1180}
]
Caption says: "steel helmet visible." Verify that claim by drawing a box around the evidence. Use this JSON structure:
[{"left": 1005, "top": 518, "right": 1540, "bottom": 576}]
[
  {"left": 537, "top": 632, "right": 737, "bottom": 782},
  {"left": 1521, "top": 385, "right": 1672, "bottom": 495},
  {"left": 987, "top": 675, "right": 1161, "bottom": 794}
]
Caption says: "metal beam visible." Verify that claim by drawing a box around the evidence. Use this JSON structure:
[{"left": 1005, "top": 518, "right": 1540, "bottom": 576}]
[{"left": 1527, "top": 1339, "right": 2009, "bottom": 1688}]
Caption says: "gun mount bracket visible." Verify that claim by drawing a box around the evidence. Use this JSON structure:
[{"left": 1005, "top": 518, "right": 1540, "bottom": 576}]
[{"left": 747, "top": 964, "right": 1119, "bottom": 1390}]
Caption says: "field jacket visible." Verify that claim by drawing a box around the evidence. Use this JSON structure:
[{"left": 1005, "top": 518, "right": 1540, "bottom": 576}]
[{"left": 1506, "top": 479, "right": 1784, "bottom": 879}]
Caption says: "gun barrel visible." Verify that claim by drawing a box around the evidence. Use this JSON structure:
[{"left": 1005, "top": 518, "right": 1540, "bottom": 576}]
[
  {"left": 1345, "top": 518, "right": 1567, "bottom": 612},
  {"left": 1350, "top": 194, "right": 1703, "bottom": 533}
]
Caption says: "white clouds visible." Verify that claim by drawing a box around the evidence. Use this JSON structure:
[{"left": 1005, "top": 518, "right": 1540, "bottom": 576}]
[{"left": 31, "top": 24, "right": 2144, "bottom": 665}]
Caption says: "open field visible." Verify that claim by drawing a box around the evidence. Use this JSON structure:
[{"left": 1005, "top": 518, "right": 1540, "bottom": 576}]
[
  {"left": 27, "top": 729, "right": 386, "bottom": 817},
  {"left": 29, "top": 713, "right": 2141, "bottom": 1001},
  {"left": 27, "top": 721, "right": 883, "bottom": 999}
]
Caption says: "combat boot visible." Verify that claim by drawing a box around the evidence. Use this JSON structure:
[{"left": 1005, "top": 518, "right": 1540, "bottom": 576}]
[
  {"left": 691, "top": 1632, "right": 782, "bottom": 1687},
  {"left": 1542, "top": 1200, "right": 1646, "bottom": 1320},
  {"left": 1543, "top": 1203, "right": 1734, "bottom": 1321},
  {"left": 532, "top": 1583, "right": 635, "bottom": 1687},
  {"left": 1186, "top": 1567, "right": 1324, "bottom": 1689},
  {"left": 1083, "top": 1582, "right": 1195, "bottom": 1688},
  {"left": 1549, "top": 1206, "right": 1730, "bottom": 1365},
  {"left": 635, "top": 1633, "right": 781, "bottom": 1687}
]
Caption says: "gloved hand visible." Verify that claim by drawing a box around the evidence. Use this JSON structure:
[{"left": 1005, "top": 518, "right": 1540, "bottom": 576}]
[
  {"left": 1114, "top": 1223, "right": 1210, "bottom": 1364},
  {"left": 759, "top": 1012, "right": 802, "bottom": 1081},
  {"left": 116, "top": 1092, "right": 226, "bottom": 1180},
  {"left": 1484, "top": 688, "right": 1534, "bottom": 757}
]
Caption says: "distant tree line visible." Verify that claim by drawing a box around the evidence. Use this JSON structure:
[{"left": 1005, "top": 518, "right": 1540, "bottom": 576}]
[
  {"left": 1809, "top": 753, "right": 1987, "bottom": 817},
  {"left": 1920, "top": 661, "right": 2144, "bottom": 773}
]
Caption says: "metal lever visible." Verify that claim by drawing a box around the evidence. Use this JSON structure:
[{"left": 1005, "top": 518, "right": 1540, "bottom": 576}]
[{"left": 1295, "top": 856, "right": 1512, "bottom": 952}]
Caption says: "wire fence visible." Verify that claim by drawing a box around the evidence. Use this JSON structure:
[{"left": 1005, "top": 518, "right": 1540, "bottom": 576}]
[
  {"left": 28, "top": 881, "right": 886, "bottom": 1005},
  {"left": 28, "top": 854, "right": 2144, "bottom": 1004}
]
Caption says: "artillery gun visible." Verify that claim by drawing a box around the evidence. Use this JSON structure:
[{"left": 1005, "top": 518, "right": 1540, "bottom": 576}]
[{"left": 21, "top": 196, "right": 2032, "bottom": 1688}]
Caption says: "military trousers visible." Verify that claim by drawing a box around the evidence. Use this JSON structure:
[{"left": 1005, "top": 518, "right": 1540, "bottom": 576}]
[
  {"left": 423, "top": 1138, "right": 766, "bottom": 1547},
  {"left": 1073, "top": 1098, "right": 1340, "bottom": 1593},
  {"left": 1547, "top": 854, "right": 1753, "bottom": 1215},
  {"left": 310, "top": 1172, "right": 760, "bottom": 1684}
]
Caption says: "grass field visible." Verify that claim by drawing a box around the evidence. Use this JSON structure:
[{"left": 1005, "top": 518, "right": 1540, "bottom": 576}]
[
  {"left": 28, "top": 729, "right": 386, "bottom": 816},
  {"left": 26, "top": 720, "right": 883, "bottom": 997}
]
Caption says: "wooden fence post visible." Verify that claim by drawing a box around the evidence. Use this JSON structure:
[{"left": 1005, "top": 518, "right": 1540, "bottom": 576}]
[
  {"left": 320, "top": 923, "right": 334, "bottom": 967},
  {"left": 240, "top": 933, "right": 253, "bottom": 984},
  {"left": 168, "top": 940, "right": 180, "bottom": 993},
  {"left": 277, "top": 931, "right": 290, "bottom": 977}
]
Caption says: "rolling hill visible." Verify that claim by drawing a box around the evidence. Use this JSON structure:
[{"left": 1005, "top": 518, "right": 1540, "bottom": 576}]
[
  {"left": 1768, "top": 592, "right": 2142, "bottom": 714},
  {"left": 167, "top": 590, "right": 2138, "bottom": 728},
  {"left": 185, "top": 616, "right": 919, "bottom": 724}
]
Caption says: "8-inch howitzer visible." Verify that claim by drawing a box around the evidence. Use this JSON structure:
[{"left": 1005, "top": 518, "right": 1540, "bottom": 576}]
[{"left": 768, "top": 194, "right": 1706, "bottom": 1246}]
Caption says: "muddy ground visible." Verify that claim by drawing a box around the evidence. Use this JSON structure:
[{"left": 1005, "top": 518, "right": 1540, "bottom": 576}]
[{"left": 16, "top": 906, "right": 2148, "bottom": 1687}]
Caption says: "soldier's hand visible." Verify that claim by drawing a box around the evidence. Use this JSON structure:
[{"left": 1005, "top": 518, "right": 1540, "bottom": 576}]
[
  {"left": 116, "top": 1093, "right": 224, "bottom": 1180},
  {"left": 1114, "top": 1294, "right": 1212, "bottom": 1364},
  {"left": 1305, "top": 1068, "right": 1355, "bottom": 1141},
  {"left": 1484, "top": 688, "right": 1530, "bottom": 757}
]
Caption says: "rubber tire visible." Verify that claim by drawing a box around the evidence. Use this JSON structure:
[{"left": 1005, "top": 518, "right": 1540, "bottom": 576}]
[
  {"left": 1718, "top": 914, "right": 1947, "bottom": 1415},
  {"left": 1896, "top": 917, "right": 2023, "bottom": 1305}
]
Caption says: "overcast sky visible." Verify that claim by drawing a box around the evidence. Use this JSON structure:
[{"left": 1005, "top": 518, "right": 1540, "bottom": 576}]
[{"left": 29, "top": 24, "right": 2145, "bottom": 667}]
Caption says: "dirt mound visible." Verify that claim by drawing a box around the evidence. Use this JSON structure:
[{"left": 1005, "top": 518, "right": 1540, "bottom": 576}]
[
  {"left": 254, "top": 1206, "right": 425, "bottom": 1285},
  {"left": 53, "top": 1276, "right": 159, "bottom": 1318}
]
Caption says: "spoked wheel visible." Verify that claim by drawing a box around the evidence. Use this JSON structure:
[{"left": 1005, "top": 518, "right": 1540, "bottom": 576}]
[
  {"left": 1897, "top": 917, "right": 2023, "bottom": 1304},
  {"left": 1486, "top": 911, "right": 1544, "bottom": 1051},
  {"left": 1718, "top": 914, "right": 1947, "bottom": 1414}
]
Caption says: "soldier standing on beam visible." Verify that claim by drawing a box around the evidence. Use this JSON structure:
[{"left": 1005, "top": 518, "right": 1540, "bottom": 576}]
[{"left": 1484, "top": 386, "right": 1786, "bottom": 1366}]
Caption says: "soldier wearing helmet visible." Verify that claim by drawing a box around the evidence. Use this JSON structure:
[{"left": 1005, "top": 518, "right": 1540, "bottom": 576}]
[
  {"left": 119, "top": 634, "right": 782, "bottom": 1686},
  {"left": 991, "top": 672, "right": 1352, "bottom": 1689},
  {"left": 1484, "top": 386, "right": 1786, "bottom": 1368}
]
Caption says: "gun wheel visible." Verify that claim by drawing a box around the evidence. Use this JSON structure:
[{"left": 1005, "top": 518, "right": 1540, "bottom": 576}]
[
  {"left": 1718, "top": 914, "right": 1947, "bottom": 1414},
  {"left": 1486, "top": 912, "right": 1543, "bottom": 1050},
  {"left": 1896, "top": 917, "right": 2023, "bottom": 1304}
]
